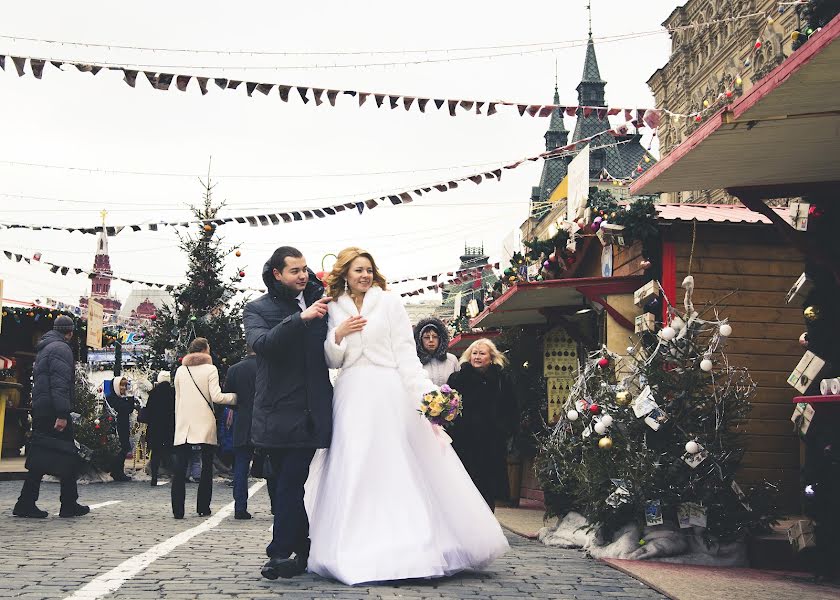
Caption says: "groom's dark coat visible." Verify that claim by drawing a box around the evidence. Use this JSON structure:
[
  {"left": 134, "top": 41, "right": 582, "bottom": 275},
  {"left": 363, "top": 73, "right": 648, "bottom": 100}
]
[{"left": 244, "top": 261, "right": 333, "bottom": 449}]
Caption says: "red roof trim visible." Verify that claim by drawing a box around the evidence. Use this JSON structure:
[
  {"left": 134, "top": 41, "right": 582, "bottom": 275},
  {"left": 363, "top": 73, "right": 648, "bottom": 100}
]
[
  {"left": 470, "top": 275, "right": 644, "bottom": 328},
  {"left": 631, "top": 13, "right": 840, "bottom": 196}
]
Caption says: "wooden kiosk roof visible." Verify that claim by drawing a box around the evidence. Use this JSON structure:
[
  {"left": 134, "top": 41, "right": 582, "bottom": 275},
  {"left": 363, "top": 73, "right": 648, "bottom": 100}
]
[
  {"left": 469, "top": 275, "right": 643, "bottom": 330},
  {"left": 631, "top": 14, "right": 840, "bottom": 197}
]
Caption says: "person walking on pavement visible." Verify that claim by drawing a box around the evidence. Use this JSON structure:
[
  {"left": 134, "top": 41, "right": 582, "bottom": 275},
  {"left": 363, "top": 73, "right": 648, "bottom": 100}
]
[
  {"left": 141, "top": 370, "right": 175, "bottom": 486},
  {"left": 13, "top": 315, "right": 89, "bottom": 519},
  {"left": 223, "top": 347, "right": 276, "bottom": 519},
  {"left": 244, "top": 246, "right": 333, "bottom": 580},
  {"left": 170, "top": 337, "right": 237, "bottom": 519},
  {"left": 106, "top": 376, "right": 136, "bottom": 481}
]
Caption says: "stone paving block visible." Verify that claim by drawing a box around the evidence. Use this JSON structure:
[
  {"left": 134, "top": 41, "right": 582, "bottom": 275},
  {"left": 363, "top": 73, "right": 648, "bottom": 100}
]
[{"left": 0, "top": 480, "right": 665, "bottom": 600}]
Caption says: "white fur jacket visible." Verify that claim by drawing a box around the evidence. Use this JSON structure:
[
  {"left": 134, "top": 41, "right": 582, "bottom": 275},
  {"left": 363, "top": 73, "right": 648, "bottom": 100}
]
[
  {"left": 173, "top": 352, "right": 237, "bottom": 446},
  {"left": 325, "top": 286, "right": 436, "bottom": 399}
]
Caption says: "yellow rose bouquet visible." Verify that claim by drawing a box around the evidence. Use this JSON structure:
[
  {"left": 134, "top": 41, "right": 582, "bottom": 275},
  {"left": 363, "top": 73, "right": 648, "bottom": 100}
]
[{"left": 419, "top": 384, "right": 462, "bottom": 429}]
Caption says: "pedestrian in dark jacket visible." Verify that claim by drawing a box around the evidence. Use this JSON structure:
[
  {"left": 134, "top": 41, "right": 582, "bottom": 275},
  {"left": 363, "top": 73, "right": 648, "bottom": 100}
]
[
  {"left": 106, "top": 376, "right": 136, "bottom": 481},
  {"left": 244, "top": 246, "right": 333, "bottom": 580},
  {"left": 14, "top": 316, "right": 89, "bottom": 519},
  {"left": 447, "top": 338, "right": 519, "bottom": 512},
  {"left": 223, "top": 350, "right": 277, "bottom": 519},
  {"left": 142, "top": 371, "right": 175, "bottom": 486}
]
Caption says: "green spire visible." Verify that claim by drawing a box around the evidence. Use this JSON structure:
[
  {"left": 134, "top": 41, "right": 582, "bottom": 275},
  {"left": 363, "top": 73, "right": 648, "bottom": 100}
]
[{"left": 581, "top": 34, "right": 605, "bottom": 84}]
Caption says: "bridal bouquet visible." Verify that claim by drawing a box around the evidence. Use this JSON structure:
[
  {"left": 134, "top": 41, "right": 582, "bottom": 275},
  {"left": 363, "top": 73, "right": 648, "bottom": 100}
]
[{"left": 419, "top": 384, "right": 462, "bottom": 428}]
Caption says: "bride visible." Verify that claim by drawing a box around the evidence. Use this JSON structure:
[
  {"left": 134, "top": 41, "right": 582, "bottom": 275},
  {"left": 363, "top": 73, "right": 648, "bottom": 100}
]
[{"left": 304, "top": 247, "right": 509, "bottom": 585}]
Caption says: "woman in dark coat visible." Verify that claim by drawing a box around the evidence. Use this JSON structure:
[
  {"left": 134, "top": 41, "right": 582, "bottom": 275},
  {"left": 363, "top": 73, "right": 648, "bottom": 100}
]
[
  {"left": 447, "top": 338, "right": 519, "bottom": 512},
  {"left": 143, "top": 371, "right": 176, "bottom": 486}
]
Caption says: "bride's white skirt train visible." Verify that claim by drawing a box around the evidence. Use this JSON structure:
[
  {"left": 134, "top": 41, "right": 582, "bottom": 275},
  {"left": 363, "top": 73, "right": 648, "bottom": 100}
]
[{"left": 304, "top": 363, "right": 509, "bottom": 585}]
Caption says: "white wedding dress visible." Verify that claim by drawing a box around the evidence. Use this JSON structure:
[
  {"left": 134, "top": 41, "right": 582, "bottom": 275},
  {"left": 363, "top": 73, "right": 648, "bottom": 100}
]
[{"left": 304, "top": 287, "right": 509, "bottom": 585}]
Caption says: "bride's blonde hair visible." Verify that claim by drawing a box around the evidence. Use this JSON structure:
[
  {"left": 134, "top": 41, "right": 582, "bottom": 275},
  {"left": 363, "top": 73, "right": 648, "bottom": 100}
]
[{"left": 326, "top": 247, "right": 388, "bottom": 299}]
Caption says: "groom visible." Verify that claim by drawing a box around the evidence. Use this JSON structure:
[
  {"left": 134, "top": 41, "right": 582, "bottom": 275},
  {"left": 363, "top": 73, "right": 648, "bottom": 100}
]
[{"left": 244, "top": 246, "right": 333, "bottom": 580}]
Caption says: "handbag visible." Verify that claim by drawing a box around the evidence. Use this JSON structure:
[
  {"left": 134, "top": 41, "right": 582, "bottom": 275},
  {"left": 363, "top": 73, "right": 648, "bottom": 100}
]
[{"left": 25, "top": 432, "right": 90, "bottom": 479}]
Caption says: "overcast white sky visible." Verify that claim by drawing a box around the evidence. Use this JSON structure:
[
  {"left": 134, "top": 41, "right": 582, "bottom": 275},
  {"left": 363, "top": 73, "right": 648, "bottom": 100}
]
[{"left": 0, "top": 0, "right": 677, "bottom": 307}]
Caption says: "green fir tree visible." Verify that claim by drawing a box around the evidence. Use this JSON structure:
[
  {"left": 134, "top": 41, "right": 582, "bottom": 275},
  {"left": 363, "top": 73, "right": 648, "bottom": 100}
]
[
  {"left": 73, "top": 365, "right": 121, "bottom": 473},
  {"left": 536, "top": 282, "right": 780, "bottom": 542},
  {"left": 142, "top": 174, "right": 247, "bottom": 375}
]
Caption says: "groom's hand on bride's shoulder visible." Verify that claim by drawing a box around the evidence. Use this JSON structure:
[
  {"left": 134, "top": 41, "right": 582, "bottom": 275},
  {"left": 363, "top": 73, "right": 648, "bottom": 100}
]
[{"left": 301, "top": 296, "right": 332, "bottom": 322}]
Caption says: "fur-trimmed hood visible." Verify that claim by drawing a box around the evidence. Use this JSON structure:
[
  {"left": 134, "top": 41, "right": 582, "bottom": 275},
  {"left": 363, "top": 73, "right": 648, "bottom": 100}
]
[
  {"left": 111, "top": 376, "right": 128, "bottom": 398},
  {"left": 182, "top": 352, "right": 213, "bottom": 367},
  {"left": 413, "top": 317, "right": 451, "bottom": 365}
]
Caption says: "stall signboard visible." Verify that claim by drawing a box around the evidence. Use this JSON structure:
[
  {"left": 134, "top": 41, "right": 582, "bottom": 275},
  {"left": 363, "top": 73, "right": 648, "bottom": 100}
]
[
  {"left": 86, "top": 299, "right": 104, "bottom": 349},
  {"left": 566, "top": 145, "right": 590, "bottom": 224}
]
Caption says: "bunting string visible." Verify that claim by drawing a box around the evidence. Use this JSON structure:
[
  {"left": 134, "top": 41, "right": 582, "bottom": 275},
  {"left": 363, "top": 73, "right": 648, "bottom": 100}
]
[
  {"left": 0, "top": 135, "right": 640, "bottom": 237},
  {"left": 0, "top": 53, "right": 670, "bottom": 120},
  {"left": 0, "top": 6, "right": 787, "bottom": 67},
  {"left": 1, "top": 248, "right": 177, "bottom": 291},
  {"left": 3, "top": 245, "right": 503, "bottom": 300}
]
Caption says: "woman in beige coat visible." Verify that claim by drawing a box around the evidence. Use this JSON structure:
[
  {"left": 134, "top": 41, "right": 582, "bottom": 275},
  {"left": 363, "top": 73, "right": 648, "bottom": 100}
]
[{"left": 171, "top": 337, "right": 236, "bottom": 519}]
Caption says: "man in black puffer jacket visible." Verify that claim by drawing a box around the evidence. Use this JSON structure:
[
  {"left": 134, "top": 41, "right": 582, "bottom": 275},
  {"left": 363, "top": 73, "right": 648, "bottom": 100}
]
[
  {"left": 244, "top": 246, "right": 333, "bottom": 580},
  {"left": 13, "top": 316, "right": 89, "bottom": 518}
]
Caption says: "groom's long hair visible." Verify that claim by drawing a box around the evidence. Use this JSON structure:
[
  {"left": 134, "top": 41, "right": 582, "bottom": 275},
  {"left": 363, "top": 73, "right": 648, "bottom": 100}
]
[{"left": 326, "top": 247, "right": 388, "bottom": 299}]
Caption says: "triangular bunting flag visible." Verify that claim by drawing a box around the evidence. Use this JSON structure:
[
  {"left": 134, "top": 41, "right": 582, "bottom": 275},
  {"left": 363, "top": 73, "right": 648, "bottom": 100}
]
[
  {"left": 176, "top": 75, "right": 191, "bottom": 91},
  {"left": 30, "top": 59, "right": 45, "bottom": 79}
]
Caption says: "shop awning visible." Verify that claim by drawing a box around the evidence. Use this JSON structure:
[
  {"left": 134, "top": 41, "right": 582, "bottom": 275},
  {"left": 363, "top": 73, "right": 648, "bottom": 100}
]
[
  {"left": 448, "top": 331, "right": 500, "bottom": 355},
  {"left": 470, "top": 275, "right": 644, "bottom": 330},
  {"left": 631, "top": 14, "right": 840, "bottom": 197},
  {"left": 0, "top": 356, "right": 15, "bottom": 370}
]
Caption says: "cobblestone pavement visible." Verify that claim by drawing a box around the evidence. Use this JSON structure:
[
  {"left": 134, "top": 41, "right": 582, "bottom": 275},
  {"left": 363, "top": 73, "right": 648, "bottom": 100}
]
[{"left": 0, "top": 480, "right": 663, "bottom": 599}]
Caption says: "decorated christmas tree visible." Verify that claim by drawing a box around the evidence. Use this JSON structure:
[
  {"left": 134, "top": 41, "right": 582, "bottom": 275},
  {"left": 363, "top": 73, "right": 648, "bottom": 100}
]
[
  {"left": 536, "top": 277, "right": 779, "bottom": 542},
  {"left": 142, "top": 175, "right": 247, "bottom": 375},
  {"left": 73, "top": 365, "right": 121, "bottom": 473}
]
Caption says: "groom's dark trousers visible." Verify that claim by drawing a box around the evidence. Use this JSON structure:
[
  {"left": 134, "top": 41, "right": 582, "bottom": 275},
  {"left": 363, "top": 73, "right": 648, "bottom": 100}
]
[{"left": 266, "top": 448, "right": 317, "bottom": 559}]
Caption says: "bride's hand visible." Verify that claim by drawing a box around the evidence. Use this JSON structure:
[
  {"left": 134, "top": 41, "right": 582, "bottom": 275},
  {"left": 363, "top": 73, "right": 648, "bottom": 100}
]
[{"left": 335, "top": 315, "right": 367, "bottom": 344}]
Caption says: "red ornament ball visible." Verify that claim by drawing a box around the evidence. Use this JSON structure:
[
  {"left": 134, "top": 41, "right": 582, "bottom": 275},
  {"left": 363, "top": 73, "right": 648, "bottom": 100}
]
[
  {"left": 150, "top": 314, "right": 157, "bottom": 321},
  {"left": 725, "top": 90, "right": 733, "bottom": 98},
  {"left": 178, "top": 357, "right": 183, "bottom": 363},
  {"left": 597, "top": 357, "right": 609, "bottom": 368},
  {"left": 239, "top": 270, "right": 246, "bottom": 277},
  {"left": 316, "top": 271, "right": 328, "bottom": 283},
  {"left": 589, "top": 404, "right": 602, "bottom": 415}
]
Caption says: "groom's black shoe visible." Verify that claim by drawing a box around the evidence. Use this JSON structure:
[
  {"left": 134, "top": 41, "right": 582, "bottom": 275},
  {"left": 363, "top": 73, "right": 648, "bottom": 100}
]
[{"left": 261, "top": 554, "right": 307, "bottom": 580}]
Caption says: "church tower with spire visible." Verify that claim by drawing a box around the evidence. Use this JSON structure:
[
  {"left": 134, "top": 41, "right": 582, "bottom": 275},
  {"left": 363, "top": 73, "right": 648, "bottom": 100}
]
[
  {"left": 80, "top": 210, "right": 122, "bottom": 315},
  {"left": 531, "top": 3, "right": 655, "bottom": 213}
]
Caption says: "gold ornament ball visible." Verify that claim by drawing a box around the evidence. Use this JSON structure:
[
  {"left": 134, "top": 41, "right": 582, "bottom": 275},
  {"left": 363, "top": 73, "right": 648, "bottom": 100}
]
[
  {"left": 804, "top": 306, "right": 820, "bottom": 322},
  {"left": 235, "top": 250, "right": 242, "bottom": 257},
  {"left": 598, "top": 436, "right": 613, "bottom": 450},
  {"left": 203, "top": 224, "right": 213, "bottom": 232},
  {"left": 616, "top": 391, "right": 631, "bottom": 406}
]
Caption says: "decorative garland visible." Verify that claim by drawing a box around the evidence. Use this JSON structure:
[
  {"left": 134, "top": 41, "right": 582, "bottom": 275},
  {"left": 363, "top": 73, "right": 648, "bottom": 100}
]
[{"left": 0, "top": 135, "right": 640, "bottom": 237}]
